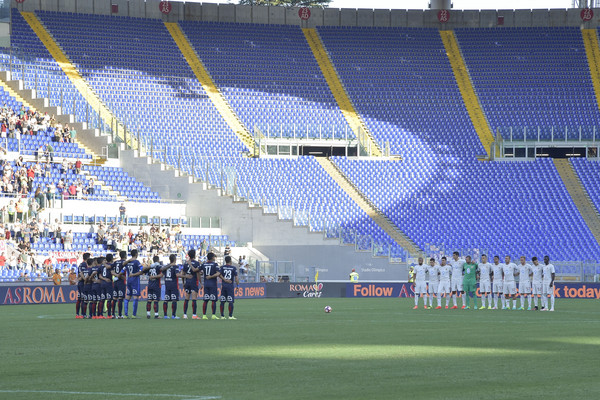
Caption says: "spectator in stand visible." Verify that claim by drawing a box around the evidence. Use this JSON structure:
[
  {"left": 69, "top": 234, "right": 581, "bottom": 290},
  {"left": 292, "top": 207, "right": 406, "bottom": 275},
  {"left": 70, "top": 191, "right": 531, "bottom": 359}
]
[
  {"left": 52, "top": 268, "right": 62, "bottom": 285},
  {"left": 15, "top": 198, "right": 23, "bottom": 222},
  {"left": 0, "top": 251, "right": 5, "bottom": 269},
  {"left": 119, "top": 203, "right": 126, "bottom": 222},
  {"left": 7, "top": 200, "right": 15, "bottom": 223},
  {"left": 45, "top": 143, "right": 54, "bottom": 163},
  {"left": 68, "top": 267, "right": 78, "bottom": 285},
  {"left": 74, "top": 158, "right": 82, "bottom": 175},
  {"left": 68, "top": 182, "right": 77, "bottom": 199},
  {"left": 64, "top": 230, "right": 73, "bottom": 251}
]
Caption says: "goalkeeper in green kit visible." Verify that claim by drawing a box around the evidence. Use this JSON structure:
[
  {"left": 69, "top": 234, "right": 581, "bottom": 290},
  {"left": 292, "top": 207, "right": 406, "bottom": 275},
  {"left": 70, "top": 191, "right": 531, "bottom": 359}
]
[{"left": 462, "top": 256, "right": 478, "bottom": 310}]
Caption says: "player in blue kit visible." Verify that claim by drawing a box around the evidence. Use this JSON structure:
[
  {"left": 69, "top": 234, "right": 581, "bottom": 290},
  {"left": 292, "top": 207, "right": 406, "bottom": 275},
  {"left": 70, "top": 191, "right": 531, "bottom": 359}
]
[
  {"left": 75, "top": 252, "right": 91, "bottom": 319},
  {"left": 161, "top": 254, "right": 183, "bottom": 319},
  {"left": 182, "top": 249, "right": 201, "bottom": 320},
  {"left": 143, "top": 256, "right": 163, "bottom": 319},
  {"left": 201, "top": 252, "right": 221, "bottom": 320},
  {"left": 89, "top": 258, "right": 103, "bottom": 319},
  {"left": 99, "top": 256, "right": 114, "bottom": 319},
  {"left": 123, "top": 249, "right": 144, "bottom": 319},
  {"left": 83, "top": 258, "right": 95, "bottom": 319},
  {"left": 111, "top": 251, "right": 127, "bottom": 319},
  {"left": 219, "top": 256, "right": 239, "bottom": 320}
]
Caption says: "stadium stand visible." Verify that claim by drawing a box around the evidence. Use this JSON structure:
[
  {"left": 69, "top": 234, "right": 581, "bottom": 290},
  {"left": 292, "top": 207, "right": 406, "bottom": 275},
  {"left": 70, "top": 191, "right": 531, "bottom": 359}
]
[
  {"left": 454, "top": 27, "right": 600, "bottom": 140},
  {"left": 570, "top": 158, "right": 600, "bottom": 216},
  {"left": 3, "top": 8, "right": 600, "bottom": 267},
  {"left": 178, "top": 21, "right": 351, "bottom": 139}
]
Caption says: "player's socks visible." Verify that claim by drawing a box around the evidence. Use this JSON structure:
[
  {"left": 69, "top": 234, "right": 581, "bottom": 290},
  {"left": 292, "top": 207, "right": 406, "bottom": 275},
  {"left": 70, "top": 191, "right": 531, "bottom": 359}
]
[
  {"left": 229, "top": 303, "right": 234, "bottom": 317},
  {"left": 437, "top": 296, "right": 441, "bottom": 308},
  {"left": 99, "top": 300, "right": 105, "bottom": 317},
  {"left": 220, "top": 302, "right": 225, "bottom": 317},
  {"left": 211, "top": 301, "right": 217, "bottom": 315},
  {"left": 171, "top": 301, "right": 177, "bottom": 316},
  {"left": 146, "top": 302, "right": 152, "bottom": 316},
  {"left": 118, "top": 299, "right": 123, "bottom": 316},
  {"left": 488, "top": 294, "right": 493, "bottom": 308},
  {"left": 513, "top": 299, "right": 517, "bottom": 309},
  {"left": 183, "top": 299, "right": 189, "bottom": 315},
  {"left": 154, "top": 302, "right": 159, "bottom": 314},
  {"left": 452, "top": 294, "right": 457, "bottom": 306},
  {"left": 90, "top": 302, "right": 96, "bottom": 318},
  {"left": 446, "top": 295, "right": 451, "bottom": 308},
  {"left": 550, "top": 294, "right": 555, "bottom": 310},
  {"left": 480, "top": 295, "right": 485, "bottom": 308},
  {"left": 132, "top": 298, "right": 139, "bottom": 317},
  {"left": 520, "top": 296, "right": 525, "bottom": 308},
  {"left": 202, "top": 300, "right": 208, "bottom": 315},
  {"left": 163, "top": 302, "right": 168, "bottom": 317},
  {"left": 123, "top": 299, "right": 129, "bottom": 316},
  {"left": 192, "top": 300, "right": 197, "bottom": 315},
  {"left": 527, "top": 296, "right": 532, "bottom": 309},
  {"left": 414, "top": 294, "right": 419, "bottom": 307},
  {"left": 82, "top": 302, "right": 87, "bottom": 317},
  {"left": 465, "top": 294, "right": 470, "bottom": 308},
  {"left": 76, "top": 299, "right": 81, "bottom": 316}
]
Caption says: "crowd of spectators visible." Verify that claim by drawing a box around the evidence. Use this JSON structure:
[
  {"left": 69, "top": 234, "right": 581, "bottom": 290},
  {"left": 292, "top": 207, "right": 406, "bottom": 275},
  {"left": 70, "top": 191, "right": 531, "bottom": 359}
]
[{"left": 0, "top": 105, "right": 76, "bottom": 143}]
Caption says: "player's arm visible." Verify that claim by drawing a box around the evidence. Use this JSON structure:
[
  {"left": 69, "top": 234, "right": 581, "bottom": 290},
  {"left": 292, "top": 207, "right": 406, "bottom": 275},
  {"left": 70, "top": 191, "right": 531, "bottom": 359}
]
[
  {"left": 550, "top": 271, "right": 555, "bottom": 287},
  {"left": 235, "top": 275, "right": 239, "bottom": 286}
]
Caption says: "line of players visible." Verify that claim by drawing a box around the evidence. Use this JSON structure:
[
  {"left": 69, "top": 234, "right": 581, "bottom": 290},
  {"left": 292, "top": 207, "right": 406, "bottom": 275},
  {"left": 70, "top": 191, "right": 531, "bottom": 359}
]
[
  {"left": 412, "top": 253, "right": 557, "bottom": 311},
  {"left": 75, "top": 249, "right": 240, "bottom": 320}
]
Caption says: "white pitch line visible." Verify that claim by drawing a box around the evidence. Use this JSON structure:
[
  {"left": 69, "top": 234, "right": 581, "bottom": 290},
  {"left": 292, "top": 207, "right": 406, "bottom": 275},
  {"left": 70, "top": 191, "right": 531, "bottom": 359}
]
[{"left": 0, "top": 390, "right": 220, "bottom": 399}]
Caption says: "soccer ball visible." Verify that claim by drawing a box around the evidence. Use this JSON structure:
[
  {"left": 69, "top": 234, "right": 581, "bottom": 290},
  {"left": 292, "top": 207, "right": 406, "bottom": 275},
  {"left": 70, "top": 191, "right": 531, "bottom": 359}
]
[{"left": 324, "top": 306, "right": 332, "bottom": 313}]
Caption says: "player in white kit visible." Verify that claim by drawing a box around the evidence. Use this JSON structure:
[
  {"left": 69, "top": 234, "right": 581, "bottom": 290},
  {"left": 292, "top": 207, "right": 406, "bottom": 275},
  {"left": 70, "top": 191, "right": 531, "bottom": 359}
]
[
  {"left": 530, "top": 256, "right": 544, "bottom": 310},
  {"left": 491, "top": 256, "right": 504, "bottom": 309},
  {"left": 427, "top": 258, "right": 439, "bottom": 309},
  {"left": 477, "top": 254, "right": 493, "bottom": 310},
  {"left": 502, "top": 256, "right": 518, "bottom": 310},
  {"left": 437, "top": 256, "right": 452, "bottom": 309},
  {"left": 413, "top": 257, "right": 428, "bottom": 309},
  {"left": 517, "top": 256, "right": 533, "bottom": 310},
  {"left": 541, "top": 255, "right": 556, "bottom": 311},
  {"left": 450, "top": 251, "right": 465, "bottom": 309}
]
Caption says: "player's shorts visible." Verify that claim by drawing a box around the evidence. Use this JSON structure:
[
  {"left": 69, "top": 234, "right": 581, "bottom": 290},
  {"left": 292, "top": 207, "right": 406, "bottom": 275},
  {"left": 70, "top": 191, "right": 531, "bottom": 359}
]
[
  {"left": 126, "top": 280, "right": 140, "bottom": 297},
  {"left": 438, "top": 280, "right": 450, "bottom": 294},
  {"left": 503, "top": 281, "right": 516, "bottom": 295},
  {"left": 451, "top": 279, "right": 463, "bottom": 292},
  {"left": 493, "top": 281, "right": 503, "bottom": 294},
  {"left": 113, "top": 280, "right": 126, "bottom": 299},
  {"left": 77, "top": 283, "right": 85, "bottom": 300},
  {"left": 518, "top": 281, "right": 531, "bottom": 294},
  {"left": 84, "top": 284, "right": 93, "bottom": 301},
  {"left": 542, "top": 281, "right": 554, "bottom": 296},
  {"left": 220, "top": 285, "right": 235, "bottom": 303},
  {"left": 102, "top": 283, "right": 113, "bottom": 300},
  {"left": 203, "top": 286, "right": 218, "bottom": 301},
  {"left": 164, "top": 285, "right": 179, "bottom": 301},
  {"left": 184, "top": 281, "right": 199, "bottom": 294},
  {"left": 147, "top": 286, "right": 161, "bottom": 301},
  {"left": 479, "top": 281, "right": 491, "bottom": 293},
  {"left": 463, "top": 280, "right": 476, "bottom": 293},
  {"left": 414, "top": 281, "right": 427, "bottom": 294},
  {"left": 428, "top": 281, "right": 438, "bottom": 295},
  {"left": 92, "top": 284, "right": 104, "bottom": 301},
  {"left": 531, "top": 281, "right": 543, "bottom": 296}
]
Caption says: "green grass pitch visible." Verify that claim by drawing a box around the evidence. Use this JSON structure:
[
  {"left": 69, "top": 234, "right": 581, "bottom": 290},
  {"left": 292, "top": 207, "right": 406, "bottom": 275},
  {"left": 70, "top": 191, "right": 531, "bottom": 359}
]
[{"left": 1, "top": 298, "right": 599, "bottom": 400}]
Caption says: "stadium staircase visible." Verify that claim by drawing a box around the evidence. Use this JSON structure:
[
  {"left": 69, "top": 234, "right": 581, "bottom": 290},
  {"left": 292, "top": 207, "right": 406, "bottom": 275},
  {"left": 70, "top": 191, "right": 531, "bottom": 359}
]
[
  {"left": 439, "top": 30, "right": 495, "bottom": 156},
  {"left": 164, "top": 22, "right": 256, "bottom": 151},
  {"left": 20, "top": 11, "right": 139, "bottom": 151},
  {"left": 553, "top": 159, "right": 600, "bottom": 246},
  {"left": 302, "top": 28, "right": 383, "bottom": 157},
  {"left": 582, "top": 29, "right": 600, "bottom": 111},
  {"left": 315, "top": 158, "right": 420, "bottom": 256}
]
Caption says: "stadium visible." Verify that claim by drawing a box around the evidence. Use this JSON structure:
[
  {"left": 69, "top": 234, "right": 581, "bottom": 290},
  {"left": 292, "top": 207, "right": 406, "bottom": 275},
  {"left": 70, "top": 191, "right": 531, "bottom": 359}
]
[{"left": 0, "top": 0, "right": 599, "bottom": 398}]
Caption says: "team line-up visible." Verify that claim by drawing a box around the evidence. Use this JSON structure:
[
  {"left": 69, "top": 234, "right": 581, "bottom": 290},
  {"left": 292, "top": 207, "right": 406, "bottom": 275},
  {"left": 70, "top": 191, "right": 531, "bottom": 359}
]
[
  {"left": 75, "top": 249, "right": 240, "bottom": 320},
  {"left": 412, "top": 253, "right": 556, "bottom": 311}
]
